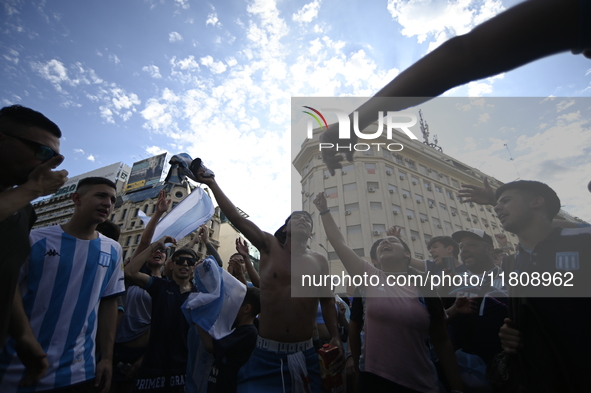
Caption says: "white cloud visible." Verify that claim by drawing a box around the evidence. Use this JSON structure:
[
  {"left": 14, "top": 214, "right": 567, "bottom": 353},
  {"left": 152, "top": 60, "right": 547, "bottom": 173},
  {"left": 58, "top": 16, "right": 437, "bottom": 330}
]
[
  {"left": 146, "top": 146, "right": 168, "bottom": 156},
  {"left": 74, "top": 148, "right": 85, "bottom": 154},
  {"left": 142, "top": 65, "right": 162, "bottom": 79},
  {"left": 171, "top": 55, "right": 199, "bottom": 70},
  {"left": 206, "top": 13, "right": 219, "bottom": 26},
  {"left": 387, "top": 0, "right": 505, "bottom": 49},
  {"left": 30, "top": 59, "right": 69, "bottom": 92},
  {"left": 87, "top": 154, "right": 95, "bottom": 162},
  {"left": 4, "top": 48, "right": 19, "bottom": 64},
  {"left": 109, "top": 54, "right": 120, "bottom": 64},
  {"left": 556, "top": 99, "right": 575, "bottom": 112},
  {"left": 200, "top": 56, "right": 227, "bottom": 74},
  {"left": 174, "top": 0, "right": 189, "bottom": 9},
  {"left": 293, "top": 0, "right": 321, "bottom": 24},
  {"left": 169, "top": 32, "right": 183, "bottom": 42}
]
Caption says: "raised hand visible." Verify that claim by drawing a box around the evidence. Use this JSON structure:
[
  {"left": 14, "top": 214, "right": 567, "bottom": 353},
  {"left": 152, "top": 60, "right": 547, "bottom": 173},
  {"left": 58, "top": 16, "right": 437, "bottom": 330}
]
[
  {"left": 458, "top": 177, "right": 496, "bottom": 206},
  {"left": 25, "top": 155, "right": 68, "bottom": 197},
  {"left": 313, "top": 192, "right": 329, "bottom": 212},
  {"left": 386, "top": 226, "right": 402, "bottom": 237},
  {"left": 155, "top": 190, "right": 171, "bottom": 214},
  {"left": 235, "top": 238, "right": 249, "bottom": 257}
]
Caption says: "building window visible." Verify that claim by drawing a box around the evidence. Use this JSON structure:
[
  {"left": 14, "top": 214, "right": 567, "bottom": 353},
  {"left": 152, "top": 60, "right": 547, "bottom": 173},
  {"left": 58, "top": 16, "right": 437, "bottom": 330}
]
[
  {"left": 399, "top": 171, "right": 407, "bottom": 180},
  {"left": 362, "top": 148, "right": 375, "bottom": 156},
  {"left": 367, "top": 182, "right": 379, "bottom": 190},
  {"left": 383, "top": 150, "right": 392, "bottom": 159},
  {"left": 451, "top": 178, "right": 460, "bottom": 188},
  {"left": 345, "top": 203, "right": 359, "bottom": 211},
  {"left": 411, "top": 230, "right": 420, "bottom": 241},
  {"left": 342, "top": 164, "right": 354, "bottom": 173},
  {"left": 392, "top": 204, "right": 402, "bottom": 215},
  {"left": 121, "top": 209, "right": 128, "bottom": 220},
  {"left": 370, "top": 202, "right": 383, "bottom": 210},
  {"left": 415, "top": 194, "right": 424, "bottom": 203},
  {"left": 395, "top": 154, "right": 404, "bottom": 165},
  {"left": 125, "top": 236, "right": 131, "bottom": 246},
  {"left": 175, "top": 191, "right": 183, "bottom": 198},
  {"left": 402, "top": 189, "right": 411, "bottom": 198},
  {"left": 129, "top": 221, "right": 136, "bottom": 228},
  {"left": 444, "top": 221, "right": 453, "bottom": 231},
  {"left": 424, "top": 233, "right": 432, "bottom": 244},
  {"left": 435, "top": 185, "right": 442, "bottom": 193},
  {"left": 419, "top": 165, "right": 428, "bottom": 175},
  {"left": 445, "top": 189, "right": 454, "bottom": 198},
  {"left": 353, "top": 248, "right": 365, "bottom": 257},
  {"left": 406, "top": 209, "right": 415, "bottom": 218},
  {"left": 343, "top": 183, "right": 357, "bottom": 192},
  {"left": 411, "top": 176, "right": 419, "bottom": 185},
  {"left": 325, "top": 187, "right": 338, "bottom": 198},
  {"left": 419, "top": 213, "right": 428, "bottom": 222},
  {"left": 172, "top": 202, "right": 178, "bottom": 209},
  {"left": 110, "top": 214, "right": 115, "bottom": 221},
  {"left": 135, "top": 208, "right": 140, "bottom": 217},
  {"left": 432, "top": 217, "right": 441, "bottom": 227},
  {"left": 423, "top": 180, "right": 431, "bottom": 191},
  {"left": 439, "top": 203, "right": 447, "bottom": 211},
  {"left": 407, "top": 160, "right": 417, "bottom": 170},
  {"left": 152, "top": 205, "right": 157, "bottom": 213},
  {"left": 372, "top": 224, "right": 386, "bottom": 233},
  {"left": 347, "top": 225, "right": 362, "bottom": 234},
  {"left": 451, "top": 207, "right": 458, "bottom": 216},
  {"left": 428, "top": 198, "right": 435, "bottom": 207},
  {"left": 135, "top": 234, "right": 141, "bottom": 244},
  {"left": 388, "top": 184, "right": 398, "bottom": 193},
  {"left": 328, "top": 251, "right": 338, "bottom": 260},
  {"left": 122, "top": 250, "right": 128, "bottom": 260},
  {"left": 365, "top": 163, "right": 377, "bottom": 174}
]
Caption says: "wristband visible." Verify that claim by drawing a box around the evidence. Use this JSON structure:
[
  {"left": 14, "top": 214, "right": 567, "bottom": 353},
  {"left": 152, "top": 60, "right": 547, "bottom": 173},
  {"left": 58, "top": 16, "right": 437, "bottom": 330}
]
[{"left": 319, "top": 209, "right": 330, "bottom": 216}]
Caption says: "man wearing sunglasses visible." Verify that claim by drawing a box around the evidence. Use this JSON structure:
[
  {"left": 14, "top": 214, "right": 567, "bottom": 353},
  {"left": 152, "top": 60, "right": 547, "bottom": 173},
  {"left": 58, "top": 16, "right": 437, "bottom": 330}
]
[
  {"left": 0, "top": 105, "right": 68, "bottom": 386},
  {"left": 125, "top": 236, "right": 198, "bottom": 393}
]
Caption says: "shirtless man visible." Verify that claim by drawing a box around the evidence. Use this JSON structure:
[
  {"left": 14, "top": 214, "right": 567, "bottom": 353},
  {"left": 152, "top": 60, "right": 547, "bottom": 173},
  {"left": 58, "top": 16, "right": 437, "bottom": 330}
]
[{"left": 195, "top": 171, "right": 343, "bottom": 392}]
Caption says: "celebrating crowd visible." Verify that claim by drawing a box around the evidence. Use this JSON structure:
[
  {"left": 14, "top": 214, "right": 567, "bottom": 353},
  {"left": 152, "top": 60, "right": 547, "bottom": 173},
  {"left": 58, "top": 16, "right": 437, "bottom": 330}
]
[{"left": 2, "top": 0, "right": 591, "bottom": 392}]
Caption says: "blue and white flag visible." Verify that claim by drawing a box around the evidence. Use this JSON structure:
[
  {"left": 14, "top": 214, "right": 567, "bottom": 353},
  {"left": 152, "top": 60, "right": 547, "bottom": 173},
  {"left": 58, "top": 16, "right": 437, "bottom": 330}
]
[
  {"left": 151, "top": 186, "right": 215, "bottom": 242},
  {"left": 182, "top": 257, "right": 247, "bottom": 339},
  {"left": 137, "top": 210, "right": 151, "bottom": 227}
]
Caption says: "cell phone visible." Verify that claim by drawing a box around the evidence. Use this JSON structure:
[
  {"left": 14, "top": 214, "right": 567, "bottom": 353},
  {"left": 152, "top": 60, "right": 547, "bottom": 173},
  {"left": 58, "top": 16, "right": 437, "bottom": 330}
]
[{"left": 442, "top": 257, "right": 455, "bottom": 274}]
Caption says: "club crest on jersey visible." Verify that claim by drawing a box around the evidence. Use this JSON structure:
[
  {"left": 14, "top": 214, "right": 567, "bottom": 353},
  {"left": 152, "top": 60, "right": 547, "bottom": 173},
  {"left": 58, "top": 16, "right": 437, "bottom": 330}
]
[
  {"left": 99, "top": 251, "right": 111, "bottom": 267},
  {"left": 556, "top": 252, "right": 579, "bottom": 271}
]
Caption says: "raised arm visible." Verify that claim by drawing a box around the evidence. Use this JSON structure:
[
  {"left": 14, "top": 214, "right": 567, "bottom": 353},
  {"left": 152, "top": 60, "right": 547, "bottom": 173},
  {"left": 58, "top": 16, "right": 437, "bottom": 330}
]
[
  {"left": 196, "top": 224, "right": 223, "bottom": 267},
  {"left": 313, "top": 192, "right": 365, "bottom": 278},
  {"left": 195, "top": 173, "right": 270, "bottom": 252},
  {"left": 236, "top": 238, "right": 259, "bottom": 288},
  {"left": 386, "top": 226, "right": 425, "bottom": 272},
  {"left": 125, "top": 236, "right": 176, "bottom": 288},
  {"left": 0, "top": 155, "right": 67, "bottom": 222},
  {"left": 322, "top": 0, "right": 581, "bottom": 173},
  {"left": 131, "top": 190, "right": 170, "bottom": 259}
]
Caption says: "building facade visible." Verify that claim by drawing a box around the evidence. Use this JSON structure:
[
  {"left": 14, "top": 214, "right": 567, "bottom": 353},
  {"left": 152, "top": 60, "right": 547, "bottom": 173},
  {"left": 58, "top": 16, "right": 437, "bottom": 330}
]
[{"left": 293, "top": 124, "right": 581, "bottom": 286}]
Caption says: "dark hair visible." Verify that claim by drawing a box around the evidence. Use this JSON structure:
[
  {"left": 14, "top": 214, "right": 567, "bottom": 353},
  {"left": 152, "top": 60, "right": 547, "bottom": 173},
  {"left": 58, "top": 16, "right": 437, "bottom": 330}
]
[
  {"left": 229, "top": 252, "right": 243, "bottom": 260},
  {"left": 96, "top": 220, "right": 121, "bottom": 241},
  {"left": 495, "top": 180, "right": 560, "bottom": 219},
  {"left": 274, "top": 211, "right": 313, "bottom": 243},
  {"left": 427, "top": 236, "right": 459, "bottom": 258},
  {"left": 172, "top": 247, "right": 198, "bottom": 260},
  {"left": 243, "top": 287, "right": 261, "bottom": 316},
  {"left": 76, "top": 177, "right": 117, "bottom": 192},
  {"left": 369, "top": 236, "right": 411, "bottom": 262},
  {"left": 0, "top": 105, "right": 62, "bottom": 138}
]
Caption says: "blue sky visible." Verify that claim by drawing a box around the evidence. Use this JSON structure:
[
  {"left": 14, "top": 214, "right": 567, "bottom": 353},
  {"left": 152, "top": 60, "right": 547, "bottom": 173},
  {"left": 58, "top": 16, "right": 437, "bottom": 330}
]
[{"left": 2, "top": 0, "right": 591, "bottom": 232}]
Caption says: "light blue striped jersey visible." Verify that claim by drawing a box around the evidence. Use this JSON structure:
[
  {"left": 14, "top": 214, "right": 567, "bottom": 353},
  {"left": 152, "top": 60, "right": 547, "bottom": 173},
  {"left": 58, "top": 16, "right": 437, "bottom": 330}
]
[{"left": 0, "top": 225, "right": 125, "bottom": 392}]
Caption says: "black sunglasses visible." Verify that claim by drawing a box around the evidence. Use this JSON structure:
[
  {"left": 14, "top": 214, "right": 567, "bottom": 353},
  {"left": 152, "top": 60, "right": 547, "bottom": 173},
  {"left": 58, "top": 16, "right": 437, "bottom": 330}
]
[
  {"left": 5, "top": 133, "right": 58, "bottom": 161},
  {"left": 174, "top": 257, "right": 197, "bottom": 267}
]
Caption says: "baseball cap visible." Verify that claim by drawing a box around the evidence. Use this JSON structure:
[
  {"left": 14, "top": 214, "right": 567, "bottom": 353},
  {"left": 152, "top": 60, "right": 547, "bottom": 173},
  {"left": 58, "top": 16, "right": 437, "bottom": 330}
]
[{"left": 451, "top": 228, "right": 494, "bottom": 246}]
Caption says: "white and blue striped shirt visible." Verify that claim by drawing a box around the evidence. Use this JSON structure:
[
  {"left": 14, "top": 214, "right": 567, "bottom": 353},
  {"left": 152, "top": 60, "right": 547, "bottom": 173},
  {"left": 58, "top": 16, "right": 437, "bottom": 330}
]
[{"left": 0, "top": 225, "right": 125, "bottom": 392}]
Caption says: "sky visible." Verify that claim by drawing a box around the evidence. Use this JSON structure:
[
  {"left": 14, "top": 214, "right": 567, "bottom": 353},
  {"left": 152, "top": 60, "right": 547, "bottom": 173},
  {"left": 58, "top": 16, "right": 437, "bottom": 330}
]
[{"left": 2, "top": 0, "right": 591, "bottom": 233}]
